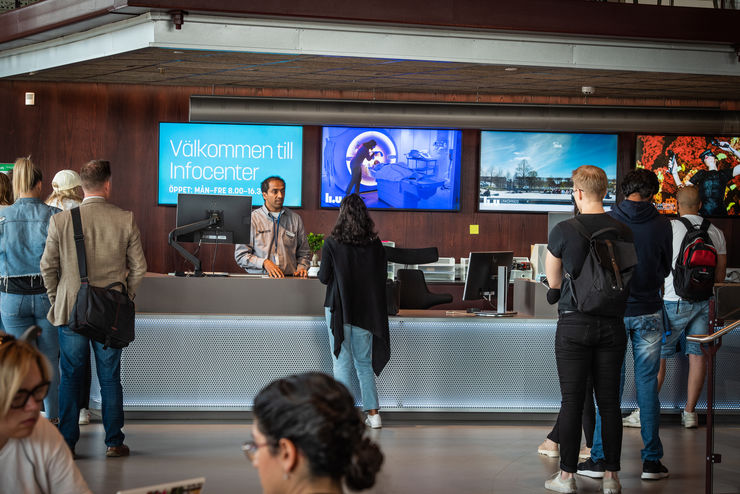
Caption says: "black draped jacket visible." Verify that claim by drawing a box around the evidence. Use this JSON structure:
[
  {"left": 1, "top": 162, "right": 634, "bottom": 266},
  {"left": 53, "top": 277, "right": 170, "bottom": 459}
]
[{"left": 318, "top": 236, "right": 390, "bottom": 375}]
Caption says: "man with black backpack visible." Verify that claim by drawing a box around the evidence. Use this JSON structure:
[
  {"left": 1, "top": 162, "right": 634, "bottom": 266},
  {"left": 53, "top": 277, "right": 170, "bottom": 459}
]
[
  {"left": 544, "top": 165, "right": 633, "bottom": 494},
  {"left": 578, "top": 168, "right": 672, "bottom": 481},
  {"left": 657, "top": 186, "right": 727, "bottom": 428}
]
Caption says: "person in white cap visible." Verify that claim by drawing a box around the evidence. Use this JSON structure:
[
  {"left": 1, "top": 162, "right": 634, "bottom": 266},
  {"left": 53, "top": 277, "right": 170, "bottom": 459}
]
[
  {"left": 45, "top": 170, "right": 83, "bottom": 211},
  {"left": 45, "top": 169, "right": 90, "bottom": 427}
]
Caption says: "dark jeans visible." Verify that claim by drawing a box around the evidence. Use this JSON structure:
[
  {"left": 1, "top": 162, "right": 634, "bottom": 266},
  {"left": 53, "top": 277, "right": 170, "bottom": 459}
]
[
  {"left": 555, "top": 312, "right": 626, "bottom": 473},
  {"left": 547, "top": 375, "right": 595, "bottom": 448},
  {"left": 58, "top": 325, "right": 125, "bottom": 449}
]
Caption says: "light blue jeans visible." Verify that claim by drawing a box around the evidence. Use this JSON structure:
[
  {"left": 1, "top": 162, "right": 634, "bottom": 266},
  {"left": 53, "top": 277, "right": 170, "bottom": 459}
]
[
  {"left": 662, "top": 300, "right": 709, "bottom": 357},
  {"left": 1, "top": 292, "right": 60, "bottom": 419},
  {"left": 58, "top": 325, "right": 125, "bottom": 449},
  {"left": 324, "top": 307, "right": 379, "bottom": 411},
  {"left": 591, "top": 310, "right": 664, "bottom": 462}
]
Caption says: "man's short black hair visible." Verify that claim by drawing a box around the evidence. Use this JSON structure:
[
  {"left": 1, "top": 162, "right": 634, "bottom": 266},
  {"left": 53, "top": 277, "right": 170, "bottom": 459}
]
[
  {"left": 621, "top": 168, "right": 659, "bottom": 200},
  {"left": 261, "top": 176, "right": 285, "bottom": 194}
]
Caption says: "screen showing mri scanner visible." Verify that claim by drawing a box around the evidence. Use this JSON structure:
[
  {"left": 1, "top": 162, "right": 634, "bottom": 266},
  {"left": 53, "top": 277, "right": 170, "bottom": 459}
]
[{"left": 320, "top": 126, "right": 463, "bottom": 210}]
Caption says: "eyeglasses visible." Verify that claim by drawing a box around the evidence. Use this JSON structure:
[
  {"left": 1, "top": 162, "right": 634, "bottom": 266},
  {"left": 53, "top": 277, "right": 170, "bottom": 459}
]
[
  {"left": 241, "top": 439, "right": 270, "bottom": 461},
  {"left": 11, "top": 381, "right": 50, "bottom": 409}
]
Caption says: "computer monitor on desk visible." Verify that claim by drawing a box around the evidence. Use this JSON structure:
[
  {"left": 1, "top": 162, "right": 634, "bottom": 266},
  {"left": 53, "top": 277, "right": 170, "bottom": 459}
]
[
  {"left": 463, "top": 251, "right": 515, "bottom": 316},
  {"left": 168, "top": 193, "right": 252, "bottom": 276}
]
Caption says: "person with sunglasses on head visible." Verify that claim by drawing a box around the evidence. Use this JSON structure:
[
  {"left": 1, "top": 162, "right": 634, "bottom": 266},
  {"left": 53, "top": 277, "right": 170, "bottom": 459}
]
[
  {"left": 0, "top": 333, "right": 92, "bottom": 494},
  {"left": 244, "top": 372, "right": 384, "bottom": 494}
]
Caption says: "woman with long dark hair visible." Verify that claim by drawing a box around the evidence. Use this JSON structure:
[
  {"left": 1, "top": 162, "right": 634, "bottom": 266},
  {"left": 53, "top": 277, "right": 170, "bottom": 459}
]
[
  {"left": 245, "top": 372, "right": 384, "bottom": 494},
  {"left": 318, "top": 194, "right": 389, "bottom": 428},
  {"left": 0, "top": 158, "right": 60, "bottom": 425}
]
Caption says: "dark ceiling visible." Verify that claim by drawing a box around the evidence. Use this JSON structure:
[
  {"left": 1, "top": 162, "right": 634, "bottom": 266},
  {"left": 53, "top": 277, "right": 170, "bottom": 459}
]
[{"left": 8, "top": 47, "right": 740, "bottom": 102}]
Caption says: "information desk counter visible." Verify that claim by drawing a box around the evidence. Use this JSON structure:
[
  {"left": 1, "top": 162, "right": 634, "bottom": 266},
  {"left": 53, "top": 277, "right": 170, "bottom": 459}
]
[{"left": 98, "top": 275, "right": 740, "bottom": 412}]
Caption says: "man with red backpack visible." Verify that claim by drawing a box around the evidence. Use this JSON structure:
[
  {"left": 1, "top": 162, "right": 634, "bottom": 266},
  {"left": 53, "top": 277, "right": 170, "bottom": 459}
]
[{"left": 657, "top": 186, "right": 727, "bottom": 428}]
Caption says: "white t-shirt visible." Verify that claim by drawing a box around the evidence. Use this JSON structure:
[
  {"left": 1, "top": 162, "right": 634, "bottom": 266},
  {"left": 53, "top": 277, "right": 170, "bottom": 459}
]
[
  {"left": 0, "top": 416, "right": 92, "bottom": 494},
  {"left": 664, "top": 214, "right": 727, "bottom": 302}
]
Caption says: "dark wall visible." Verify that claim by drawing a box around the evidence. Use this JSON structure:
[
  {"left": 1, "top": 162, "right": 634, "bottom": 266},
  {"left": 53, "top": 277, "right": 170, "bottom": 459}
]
[{"left": 1, "top": 80, "right": 737, "bottom": 273}]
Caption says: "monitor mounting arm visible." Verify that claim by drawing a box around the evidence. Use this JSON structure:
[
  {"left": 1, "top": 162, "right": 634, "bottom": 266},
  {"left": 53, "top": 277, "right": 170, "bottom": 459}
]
[{"left": 168, "top": 212, "right": 220, "bottom": 277}]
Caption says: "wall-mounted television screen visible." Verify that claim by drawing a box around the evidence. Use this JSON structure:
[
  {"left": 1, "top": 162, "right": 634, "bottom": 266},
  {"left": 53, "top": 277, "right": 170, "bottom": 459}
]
[
  {"left": 158, "top": 122, "right": 303, "bottom": 206},
  {"left": 636, "top": 135, "right": 740, "bottom": 217},
  {"left": 320, "top": 126, "right": 462, "bottom": 210},
  {"left": 478, "top": 131, "right": 618, "bottom": 212}
]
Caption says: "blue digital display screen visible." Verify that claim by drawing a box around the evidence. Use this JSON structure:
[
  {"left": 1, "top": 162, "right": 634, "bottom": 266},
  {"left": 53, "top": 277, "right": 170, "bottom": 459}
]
[
  {"left": 320, "top": 126, "right": 462, "bottom": 210},
  {"left": 158, "top": 122, "right": 303, "bottom": 206}
]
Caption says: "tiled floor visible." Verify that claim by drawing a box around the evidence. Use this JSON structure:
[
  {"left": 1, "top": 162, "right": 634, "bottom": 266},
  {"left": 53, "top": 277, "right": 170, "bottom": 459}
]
[{"left": 73, "top": 415, "right": 739, "bottom": 493}]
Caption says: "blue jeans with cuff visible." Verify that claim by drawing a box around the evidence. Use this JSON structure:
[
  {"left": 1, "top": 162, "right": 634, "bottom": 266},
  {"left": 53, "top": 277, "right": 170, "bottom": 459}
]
[
  {"left": 662, "top": 300, "right": 709, "bottom": 358},
  {"left": 324, "top": 307, "right": 379, "bottom": 411},
  {"left": 591, "top": 310, "right": 664, "bottom": 462}
]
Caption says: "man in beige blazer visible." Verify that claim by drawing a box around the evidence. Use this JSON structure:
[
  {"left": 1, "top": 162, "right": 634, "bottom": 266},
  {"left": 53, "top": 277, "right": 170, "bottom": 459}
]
[{"left": 41, "top": 159, "right": 147, "bottom": 457}]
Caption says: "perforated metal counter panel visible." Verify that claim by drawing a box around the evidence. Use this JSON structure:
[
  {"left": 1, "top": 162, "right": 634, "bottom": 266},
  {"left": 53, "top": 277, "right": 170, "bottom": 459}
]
[{"left": 88, "top": 314, "right": 740, "bottom": 411}]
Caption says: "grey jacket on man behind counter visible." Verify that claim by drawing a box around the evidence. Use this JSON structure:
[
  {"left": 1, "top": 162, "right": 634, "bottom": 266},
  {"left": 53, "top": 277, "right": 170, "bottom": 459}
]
[{"left": 234, "top": 205, "right": 310, "bottom": 275}]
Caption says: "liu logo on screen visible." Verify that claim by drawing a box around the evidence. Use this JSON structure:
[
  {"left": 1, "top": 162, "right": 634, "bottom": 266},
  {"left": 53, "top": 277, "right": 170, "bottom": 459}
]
[{"left": 324, "top": 193, "right": 343, "bottom": 204}]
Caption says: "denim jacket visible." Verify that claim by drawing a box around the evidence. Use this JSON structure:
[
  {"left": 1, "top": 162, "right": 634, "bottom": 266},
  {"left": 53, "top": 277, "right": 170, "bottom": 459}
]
[{"left": 0, "top": 198, "right": 60, "bottom": 281}]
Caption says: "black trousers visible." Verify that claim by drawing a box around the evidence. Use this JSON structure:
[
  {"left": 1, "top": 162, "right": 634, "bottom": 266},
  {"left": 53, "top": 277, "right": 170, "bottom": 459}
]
[
  {"left": 547, "top": 374, "right": 595, "bottom": 448},
  {"left": 345, "top": 165, "right": 362, "bottom": 195},
  {"left": 555, "top": 312, "right": 626, "bottom": 473}
]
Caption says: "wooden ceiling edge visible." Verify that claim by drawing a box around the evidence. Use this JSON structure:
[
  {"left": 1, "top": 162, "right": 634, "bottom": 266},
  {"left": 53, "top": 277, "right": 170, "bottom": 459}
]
[
  {"left": 204, "top": 85, "right": 737, "bottom": 110},
  {"left": 2, "top": 79, "right": 738, "bottom": 110}
]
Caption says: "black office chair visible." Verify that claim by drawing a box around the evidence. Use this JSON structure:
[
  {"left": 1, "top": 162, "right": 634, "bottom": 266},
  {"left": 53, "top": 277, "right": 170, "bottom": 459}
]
[{"left": 384, "top": 246, "right": 453, "bottom": 309}]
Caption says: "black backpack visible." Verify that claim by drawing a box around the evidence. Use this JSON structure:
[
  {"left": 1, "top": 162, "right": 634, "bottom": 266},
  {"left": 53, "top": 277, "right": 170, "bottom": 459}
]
[
  {"left": 672, "top": 217, "right": 718, "bottom": 301},
  {"left": 566, "top": 218, "right": 638, "bottom": 318}
]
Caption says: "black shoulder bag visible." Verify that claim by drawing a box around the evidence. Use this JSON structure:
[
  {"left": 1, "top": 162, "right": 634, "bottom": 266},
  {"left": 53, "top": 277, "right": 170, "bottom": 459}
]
[{"left": 69, "top": 207, "right": 136, "bottom": 349}]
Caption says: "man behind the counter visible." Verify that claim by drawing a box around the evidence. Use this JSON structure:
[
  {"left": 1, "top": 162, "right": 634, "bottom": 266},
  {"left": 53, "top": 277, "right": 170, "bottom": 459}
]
[{"left": 234, "top": 176, "right": 311, "bottom": 278}]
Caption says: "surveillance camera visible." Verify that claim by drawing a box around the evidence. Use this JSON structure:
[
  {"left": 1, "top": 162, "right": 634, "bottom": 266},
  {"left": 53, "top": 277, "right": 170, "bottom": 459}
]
[{"left": 581, "top": 86, "right": 595, "bottom": 95}]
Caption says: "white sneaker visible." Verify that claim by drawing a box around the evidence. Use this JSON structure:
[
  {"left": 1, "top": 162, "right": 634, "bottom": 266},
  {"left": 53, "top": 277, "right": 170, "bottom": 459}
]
[
  {"left": 602, "top": 476, "right": 621, "bottom": 494},
  {"left": 545, "top": 472, "right": 576, "bottom": 493},
  {"left": 79, "top": 408, "right": 91, "bottom": 425},
  {"left": 622, "top": 408, "right": 641, "bottom": 428},
  {"left": 538, "top": 439, "right": 560, "bottom": 458},
  {"left": 682, "top": 410, "right": 698, "bottom": 428},
  {"left": 365, "top": 413, "right": 382, "bottom": 429}
]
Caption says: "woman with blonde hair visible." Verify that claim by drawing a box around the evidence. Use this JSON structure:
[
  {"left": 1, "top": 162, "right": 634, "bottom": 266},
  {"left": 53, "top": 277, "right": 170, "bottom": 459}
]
[
  {"left": 0, "top": 333, "right": 92, "bottom": 493},
  {"left": 44, "top": 169, "right": 90, "bottom": 426},
  {"left": 45, "top": 170, "right": 83, "bottom": 210},
  {"left": 0, "top": 157, "right": 61, "bottom": 424}
]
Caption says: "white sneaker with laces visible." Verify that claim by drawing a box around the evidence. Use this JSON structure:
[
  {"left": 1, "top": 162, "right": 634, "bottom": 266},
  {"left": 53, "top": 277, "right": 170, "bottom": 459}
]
[
  {"left": 79, "top": 408, "right": 91, "bottom": 425},
  {"left": 365, "top": 413, "right": 382, "bottom": 429},
  {"left": 682, "top": 410, "right": 698, "bottom": 428},
  {"left": 622, "top": 408, "right": 640, "bottom": 428},
  {"left": 544, "top": 472, "right": 576, "bottom": 493}
]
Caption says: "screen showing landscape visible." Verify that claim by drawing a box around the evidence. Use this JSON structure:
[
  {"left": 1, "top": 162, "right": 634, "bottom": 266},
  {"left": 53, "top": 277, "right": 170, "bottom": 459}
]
[
  {"left": 320, "top": 126, "right": 463, "bottom": 210},
  {"left": 158, "top": 122, "right": 303, "bottom": 206},
  {"left": 636, "top": 135, "right": 740, "bottom": 216},
  {"left": 479, "top": 131, "right": 618, "bottom": 212}
]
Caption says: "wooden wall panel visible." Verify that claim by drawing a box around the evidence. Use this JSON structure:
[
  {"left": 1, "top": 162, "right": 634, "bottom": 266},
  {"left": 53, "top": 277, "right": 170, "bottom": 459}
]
[{"left": 1, "top": 80, "right": 738, "bottom": 275}]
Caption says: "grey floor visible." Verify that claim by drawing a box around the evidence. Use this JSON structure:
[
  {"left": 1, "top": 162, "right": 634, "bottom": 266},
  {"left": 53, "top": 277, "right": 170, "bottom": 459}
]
[{"left": 73, "top": 415, "right": 740, "bottom": 494}]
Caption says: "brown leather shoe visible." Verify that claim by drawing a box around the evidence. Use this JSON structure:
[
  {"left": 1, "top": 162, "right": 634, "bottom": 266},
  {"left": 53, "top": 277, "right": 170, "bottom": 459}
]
[{"left": 105, "top": 444, "right": 130, "bottom": 457}]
